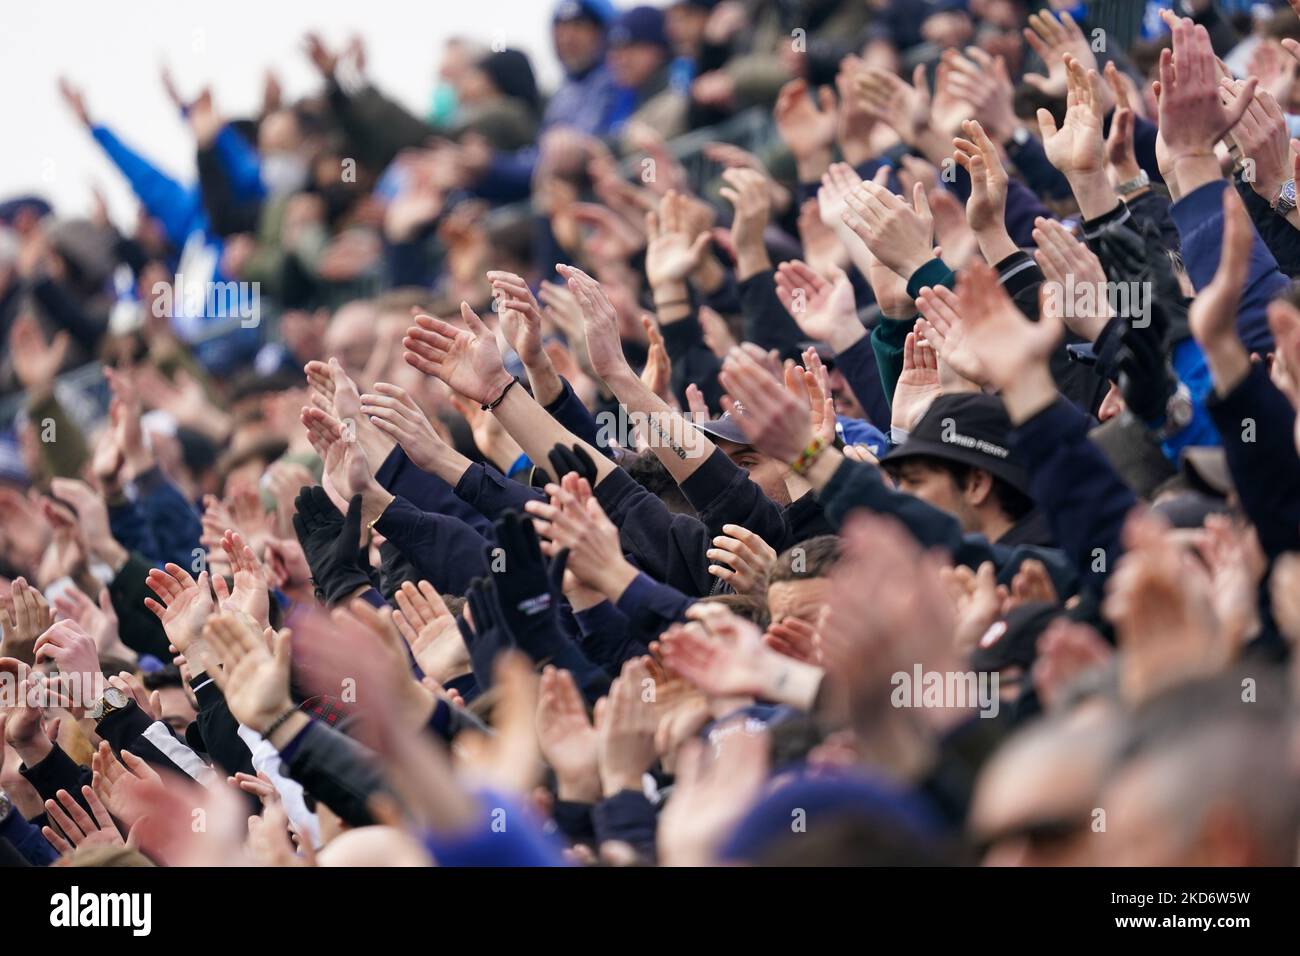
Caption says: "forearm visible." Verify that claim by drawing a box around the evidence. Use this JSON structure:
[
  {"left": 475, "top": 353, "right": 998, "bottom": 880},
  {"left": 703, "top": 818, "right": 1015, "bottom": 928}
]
[
  {"left": 491, "top": 385, "right": 617, "bottom": 484},
  {"left": 1066, "top": 169, "right": 1121, "bottom": 222},
  {"left": 601, "top": 366, "right": 714, "bottom": 484},
  {"left": 522, "top": 354, "right": 564, "bottom": 407}
]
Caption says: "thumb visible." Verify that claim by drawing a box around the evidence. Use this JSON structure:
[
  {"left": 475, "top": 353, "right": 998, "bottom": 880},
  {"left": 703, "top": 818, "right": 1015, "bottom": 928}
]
[
  {"left": 1023, "top": 73, "right": 1050, "bottom": 93},
  {"left": 912, "top": 182, "right": 932, "bottom": 222},
  {"left": 1036, "top": 107, "right": 1059, "bottom": 140},
  {"left": 816, "top": 84, "right": 837, "bottom": 115},
  {"left": 460, "top": 301, "right": 488, "bottom": 336},
  {"left": 688, "top": 231, "right": 711, "bottom": 262},
  {"left": 272, "top": 627, "right": 293, "bottom": 669},
  {"left": 912, "top": 63, "right": 931, "bottom": 105}
]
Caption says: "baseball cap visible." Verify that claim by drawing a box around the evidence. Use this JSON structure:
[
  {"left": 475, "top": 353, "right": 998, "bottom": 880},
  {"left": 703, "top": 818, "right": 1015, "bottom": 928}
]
[
  {"left": 882, "top": 393, "right": 1030, "bottom": 495},
  {"left": 607, "top": 5, "right": 669, "bottom": 49}
]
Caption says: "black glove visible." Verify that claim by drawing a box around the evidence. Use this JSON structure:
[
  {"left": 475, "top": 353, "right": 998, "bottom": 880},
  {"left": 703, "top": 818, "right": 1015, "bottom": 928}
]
[
  {"left": 547, "top": 443, "right": 598, "bottom": 485},
  {"left": 291, "top": 487, "right": 374, "bottom": 605},
  {"left": 488, "top": 511, "right": 610, "bottom": 701},
  {"left": 460, "top": 576, "right": 512, "bottom": 692},
  {"left": 1117, "top": 320, "right": 1178, "bottom": 425}
]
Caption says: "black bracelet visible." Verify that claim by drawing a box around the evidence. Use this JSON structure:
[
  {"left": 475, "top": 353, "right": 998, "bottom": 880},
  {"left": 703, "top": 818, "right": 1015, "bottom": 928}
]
[
  {"left": 654, "top": 298, "right": 690, "bottom": 310},
  {"left": 263, "top": 705, "right": 301, "bottom": 740},
  {"left": 482, "top": 376, "right": 520, "bottom": 411}
]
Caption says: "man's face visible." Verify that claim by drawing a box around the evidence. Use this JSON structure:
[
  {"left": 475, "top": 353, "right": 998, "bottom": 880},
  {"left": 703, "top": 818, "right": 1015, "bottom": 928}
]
[
  {"left": 324, "top": 303, "right": 380, "bottom": 385},
  {"left": 892, "top": 460, "right": 973, "bottom": 529},
  {"left": 1099, "top": 758, "right": 1195, "bottom": 866},
  {"left": 553, "top": 20, "right": 604, "bottom": 74},
  {"left": 155, "top": 686, "right": 198, "bottom": 736},
  {"left": 608, "top": 43, "right": 664, "bottom": 89},
  {"left": 720, "top": 440, "right": 791, "bottom": 505},
  {"left": 665, "top": 5, "right": 708, "bottom": 53},
  {"left": 970, "top": 743, "right": 1101, "bottom": 866},
  {"left": 766, "top": 576, "right": 831, "bottom": 626},
  {"left": 827, "top": 367, "right": 865, "bottom": 420}
]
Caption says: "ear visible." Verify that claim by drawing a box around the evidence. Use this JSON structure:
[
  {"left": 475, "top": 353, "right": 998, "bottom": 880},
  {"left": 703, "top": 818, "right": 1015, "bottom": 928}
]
[{"left": 963, "top": 468, "right": 996, "bottom": 508}]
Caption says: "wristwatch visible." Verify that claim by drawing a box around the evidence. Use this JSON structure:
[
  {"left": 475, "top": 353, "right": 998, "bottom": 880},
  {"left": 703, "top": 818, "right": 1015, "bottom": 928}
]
[
  {"left": 0, "top": 790, "right": 12, "bottom": 824},
  {"left": 1272, "top": 179, "right": 1297, "bottom": 215},
  {"left": 1115, "top": 169, "right": 1149, "bottom": 198},
  {"left": 89, "top": 687, "right": 130, "bottom": 723},
  {"left": 1155, "top": 382, "right": 1194, "bottom": 441}
]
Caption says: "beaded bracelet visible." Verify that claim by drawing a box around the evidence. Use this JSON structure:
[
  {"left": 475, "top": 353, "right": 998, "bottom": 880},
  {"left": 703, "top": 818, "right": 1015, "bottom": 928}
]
[{"left": 791, "top": 436, "right": 827, "bottom": 475}]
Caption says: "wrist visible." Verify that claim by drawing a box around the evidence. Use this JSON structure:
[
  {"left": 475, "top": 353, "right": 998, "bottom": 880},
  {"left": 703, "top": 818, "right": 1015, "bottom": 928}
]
[
  {"left": 794, "top": 148, "right": 832, "bottom": 183},
  {"left": 999, "top": 363, "right": 1058, "bottom": 425},
  {"left": 523, "top": 357, "right": 563, "bottom": 406},
  {"left": 557, "top": 773, "right": 602, "bottom": 805},
  {"left": 734, "top": 246, "right": 771, "bottom": 282},
  {"left": 602, "top": 772, "right": 645, "bottom": 798},
  {"left": 266, "top": 710, "right": 309, "bottom": 749},
  {"left": 598, "top": 561, "right": 640, "bottom": 604},
  {"left": 974, "top": 227, "right": 1020, "bottom": 267},
  {"left": 1067, "top": 169, "right": 1121, "bottom": 220},
  {"left": 1203, "top": 340, "right": 1252, "bottom": 396},
  {"left": 826, "top": 323, "right": 867, "bottom": 355},
  {"left": 96, "top": 538, "right": 129, "bottom": 575},
  {"left": 360, "top": 485, "right": 394, "bottom": 529},
  {"left": 482, "top": 370, "right": 517, "bottom": 407},
  {"left": 1172, "top": 153, "right": 1223, "bottom": 195},
  {"left": 11, "top": 734, "right": 52, "bottom": 768}
]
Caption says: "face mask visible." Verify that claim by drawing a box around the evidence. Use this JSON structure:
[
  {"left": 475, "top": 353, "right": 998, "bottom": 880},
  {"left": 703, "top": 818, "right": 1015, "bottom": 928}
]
[{"left": 261, "top": 153, "right": 309, "bottom": 196}]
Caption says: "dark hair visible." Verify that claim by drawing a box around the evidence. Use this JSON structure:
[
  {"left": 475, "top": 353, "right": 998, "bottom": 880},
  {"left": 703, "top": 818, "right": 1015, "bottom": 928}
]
[
  {"left": 769, "top": 534, "right": 839, "bottom": 585},
  {"left": 623, "top": 450, "right": 695, "bottom": 516},
  {"left": 142, "top": 665, "right": 185, "bottom": 691},
  {"left": 698, "top": 592, "right": 767, "bottom": 626}
]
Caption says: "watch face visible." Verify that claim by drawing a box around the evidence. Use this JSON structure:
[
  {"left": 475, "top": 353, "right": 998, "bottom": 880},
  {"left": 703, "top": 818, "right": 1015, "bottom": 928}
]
[
  {"left": 104, "top": 687, "right": 129, "bottom": 709},
  {"left": 1285, "top": 181, "right": 1297, "bottom": 204}
]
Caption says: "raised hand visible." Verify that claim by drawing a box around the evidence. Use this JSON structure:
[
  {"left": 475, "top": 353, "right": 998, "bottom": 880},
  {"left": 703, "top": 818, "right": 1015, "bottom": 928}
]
[
  {"left": 1039, "top": 55, "right": 1107, "bottom": 182},
  {"left": 143, "top": 564, "right": 214, "bottom": 655},
  {"left": 706, "top": 523, "right": 777, "bottom": 595},
  {"left": 488, "top": 270, "right": 546, "bottom": 368},
  {"left": 360, "top": 382, "right": 452, "bottom": 474},
  {"left": 842, "top": 178, "right": 935, "bottom": 282},
  {"left": 1188, "top": 188, "right": 1254, "bottom": 393},
  {"left": 1031, "top": 216, "right": 1112, "bottom": 342},
  {"left": 948, "top": 261, "right": 1062, "bottom": 396},
  {"left": 1022, "top": 8, "right": 1102, "bottom": 99},
  {"left": 42, "top": 786, "right": 127, "bottom": 855},
  {"left": 556, "top": 264, "right": 632, "bottom": 385},
  {"left": 773, "top": 260, "right": 862, "bottom": 354},
  {"left": 1157, "top": 14, "right": 1255, "bottom": 168},
  {"left": 952, "top": 120, "right": 1009, "bottom": 239},
  {"left": 718, "top": 346, "right": 811, "bottom": 464},
  {"left": 392, "top": 580, "right": 470, "bottom": 685},
  {"left": 524, "top": 472, "right": 637, "bottom": 601},
  {"left": 8, "top": 314, "right": 70, "bottom": 400},
  {"left": 891, "top": 331, "right": 942, "bottom": 433},
  {"left": 202, "top": 613, "right": 294, "bottom": 733},
  {"left": 215, "top": 530, "right": 271, "bottom": 630},
  {"left": 914, "top": 283, "right": 991, "bottom": 386},
  {"left": 403, "top": 303, "right": 515, "bottom": 406},
  {"left": 536, "top": 666, "right": 601, "bottom": 804},
  {"left": 644, "top": 190, "right": 712, "bottom": 289},
  {"left": 719, "top": 168, "right": 772, "bottom": 280},
  {"left": 1, "top": 577, "right": 51, "bottom": 665},
  {"left": 773, "top": 78, "right": 837, "bottom": 175},
  {"left": 595, "top": 657, "right": 659, "bottom": 798}
]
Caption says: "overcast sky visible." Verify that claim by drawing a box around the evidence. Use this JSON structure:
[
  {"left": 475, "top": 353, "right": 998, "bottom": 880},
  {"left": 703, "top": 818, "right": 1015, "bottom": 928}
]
[{"left": 0, "top": 0, "right": 570, "bottom": 222}]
